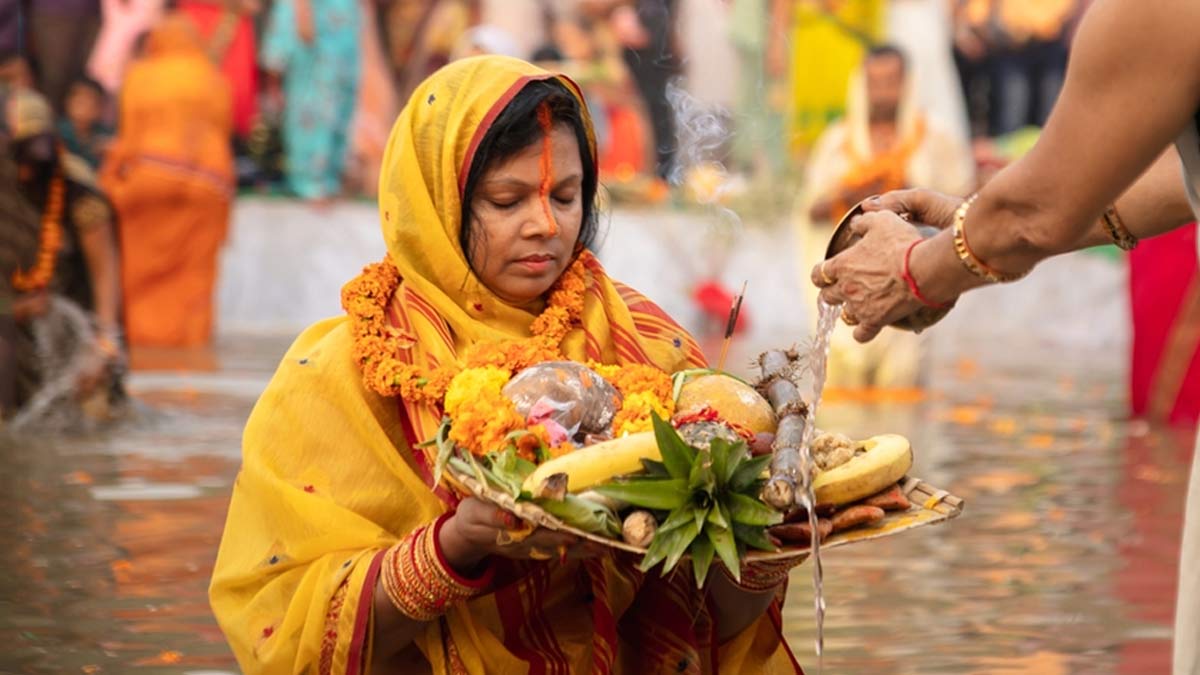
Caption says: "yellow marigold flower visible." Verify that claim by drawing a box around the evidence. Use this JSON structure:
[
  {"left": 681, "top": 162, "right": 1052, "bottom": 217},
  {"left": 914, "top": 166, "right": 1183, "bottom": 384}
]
[
  {"left": 613, "top": 391, "right": 674, "bottom": 437},
  {"left": 444, "top": 366, "right": 511, "bottom": 418}
]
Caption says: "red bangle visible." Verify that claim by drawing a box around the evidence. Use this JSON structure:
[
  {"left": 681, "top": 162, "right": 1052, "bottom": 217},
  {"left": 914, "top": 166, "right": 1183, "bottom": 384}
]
[{"left": 902, "top": 239, "right": 952, "bottom": 310}]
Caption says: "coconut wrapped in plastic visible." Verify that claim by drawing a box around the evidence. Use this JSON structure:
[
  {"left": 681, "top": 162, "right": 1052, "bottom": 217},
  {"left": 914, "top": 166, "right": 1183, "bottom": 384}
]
[{"left": 502, "top": 361, "right": 622, "bottom": 445}]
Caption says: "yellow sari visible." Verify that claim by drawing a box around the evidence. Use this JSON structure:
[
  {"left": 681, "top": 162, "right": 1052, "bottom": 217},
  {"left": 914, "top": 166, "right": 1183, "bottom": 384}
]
[
  {"left": 210, "top": 56, "right": 802, "bottom": 675},
  {"left": 787, "top": 0, "right": 885, "bottom": 154}
]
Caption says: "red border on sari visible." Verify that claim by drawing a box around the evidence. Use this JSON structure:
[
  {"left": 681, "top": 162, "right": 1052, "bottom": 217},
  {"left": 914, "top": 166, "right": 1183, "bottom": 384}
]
[
  {"left": 346, "top": 549, "right": 387, "bottom": 675},
  {"left": 458, "top": 72, "right": 597, "bottom": 195}
]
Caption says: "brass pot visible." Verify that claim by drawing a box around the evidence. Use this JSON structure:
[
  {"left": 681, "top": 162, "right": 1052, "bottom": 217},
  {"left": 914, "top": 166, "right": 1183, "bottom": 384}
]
[{"left": 823, "top": 202, "right": 952, "bottom": 334}]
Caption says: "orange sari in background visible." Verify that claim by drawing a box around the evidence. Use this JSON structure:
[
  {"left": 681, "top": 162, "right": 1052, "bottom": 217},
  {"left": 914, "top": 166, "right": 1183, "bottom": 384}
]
[{"left": 101, "top": 13, "right": 234, "bottom": 347}]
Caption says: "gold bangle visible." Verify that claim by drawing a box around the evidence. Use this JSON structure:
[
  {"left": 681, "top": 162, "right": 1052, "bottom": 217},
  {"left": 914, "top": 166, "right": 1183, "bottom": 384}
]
[
  {"left": 1101, "top": 204, "right": 1138, "bottom": 251},
  {"left": 380, "top": 516, "right": 495, "bottom": 621},
  {"left": 952, "top": 194, "right": 1027, "bottom": 283}
]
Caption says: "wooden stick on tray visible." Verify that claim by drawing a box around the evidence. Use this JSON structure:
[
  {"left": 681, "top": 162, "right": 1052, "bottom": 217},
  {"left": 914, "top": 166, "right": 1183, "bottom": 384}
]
[{"left": 756, "top": 349, "right": 809, "bottom": 510}]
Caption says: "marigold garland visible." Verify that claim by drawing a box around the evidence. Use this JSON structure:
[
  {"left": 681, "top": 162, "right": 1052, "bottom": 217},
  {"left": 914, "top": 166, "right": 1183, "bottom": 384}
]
[
  {"left": 11, "top": 172, "right": 65, "bottom": 293},
  {"left": 342, "top": 255, "right": 676, "bottom": 460}
]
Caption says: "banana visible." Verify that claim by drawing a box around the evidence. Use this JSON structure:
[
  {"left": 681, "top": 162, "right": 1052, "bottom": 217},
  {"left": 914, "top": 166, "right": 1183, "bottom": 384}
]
[
  {"left": 521, "top": 431, "right": 660, "bottom": 495},
  {"left": 675, "top": 374, "right": 777, "bottom": 434},
  {"left": 812, "top": 434, "right": 913, "bottom": 506}
]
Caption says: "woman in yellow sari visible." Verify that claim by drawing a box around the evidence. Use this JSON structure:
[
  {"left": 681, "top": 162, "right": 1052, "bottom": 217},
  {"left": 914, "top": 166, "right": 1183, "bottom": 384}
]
[{"left": 209, "top": 56, "right": 803, "bottom": 675}]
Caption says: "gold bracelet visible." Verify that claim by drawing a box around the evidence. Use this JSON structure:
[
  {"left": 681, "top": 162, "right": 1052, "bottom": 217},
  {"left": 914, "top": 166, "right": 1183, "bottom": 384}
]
[
  {"left": 952, "top": 194, "right": 1027, "bottom": 283},
  {"left": 1101, "top": 204, "right": 1138, "bottom": 251}
]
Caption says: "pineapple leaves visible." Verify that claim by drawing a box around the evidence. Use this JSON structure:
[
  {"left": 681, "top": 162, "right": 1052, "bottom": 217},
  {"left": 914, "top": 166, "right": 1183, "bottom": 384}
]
[
  {"left": 690, "top": 535, "right": 716, "bottom": 588},
  {"left": 651, "top": 413, "right": 696, "bottom": 479},
  {"left": 624, "top": 415, "right": 782, "bottom": 588},
  {"left": 640, "top": 458, "right": 671, "bottom": 477},
  {"left": 710, "top": 437, "right": 748, "bottom": 488},
  {"left": 706, "top": 523, "right": 741, "bottom": 582},
  {"left": 733, "top": 522, "right": 779, "bottom": 552},
  {"left": 729, "top": 453, "right": 772, "bottom": 493},
  {"left": 593, "top": 478, "right": 689, "bottom": 510},
  {"left": 727, "top": 492, "right": 783, "bottom": 527}
]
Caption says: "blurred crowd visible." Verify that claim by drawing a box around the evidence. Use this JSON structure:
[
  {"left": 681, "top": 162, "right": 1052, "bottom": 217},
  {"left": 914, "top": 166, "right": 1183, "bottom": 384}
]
[
  {"left": 0, "top": 0, "right": 1090, "bottom": 202},
  {"left": 19, "top": 0, "right": 1196, "bottom": 429}
]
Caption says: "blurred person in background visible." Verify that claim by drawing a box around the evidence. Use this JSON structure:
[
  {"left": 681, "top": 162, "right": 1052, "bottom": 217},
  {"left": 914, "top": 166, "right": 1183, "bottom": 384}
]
[
  {"left": 952, "top": 0, "right": 1081, "bottom": 137},
  {"left": 176, "top": 0, "right": 261, "bottom": 148},
  {"left": 346, "top": 0, "right": 400, "bottom": 198},
  {"left": 87, "top": 0, "right": 167, "bottom": 96},
  {"left": 590, "top": 0, "right": 679, "bottom": 179},
  {"left": 101, "top": 13, "right": 234, "bottom": 348},
  {"left": 0, "top": 49, "right": 34, "bottom": 90},
  {"left": 1, "top": 88, "right": 125, "bottom": 418},
  {"left": 381, "top": 0, "right": 472, "bottom": 110},
  {"left": 261, "top": 0, "right": 361, "bottom": 202},
  {"left": 796, "top": 45, "right": 973, "bottom": 390},
  {"left": 1129, "top": 216, "right": 1200, "bottom": 428},
  {"left": 0, "top": 108, "right": 42, "bottom": 419},
  {"left": 986, "top": 0, "right": 1079, "bottom": 136},
  {"left": 781, "top": 0, "right": 885, "bottom": 155},
  {"left": 887, "top": 0, "right": 970, "bottom": 145},
  {"left": 28, "top": 0, "right": 102, "bottom": 113},
  {"left": 551, "top": 5, "right": 652, "bottom": 182},
  {"left": 58, "top": 77, "right": 113, "bottom": 170}
]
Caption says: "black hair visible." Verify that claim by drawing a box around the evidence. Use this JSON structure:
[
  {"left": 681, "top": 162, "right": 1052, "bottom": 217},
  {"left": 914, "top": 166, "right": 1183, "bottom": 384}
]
[
  {"left": 459, "top": 78, "right": 599, "bottom": 269},
  {"left": 866, "top": 44, "right": 907, "bottom": 72}
]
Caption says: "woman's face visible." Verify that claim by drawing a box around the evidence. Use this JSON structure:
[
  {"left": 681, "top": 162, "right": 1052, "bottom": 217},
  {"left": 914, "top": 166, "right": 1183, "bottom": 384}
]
[{"left": 466, "top": 123, "right": 584, "bottom": 307}]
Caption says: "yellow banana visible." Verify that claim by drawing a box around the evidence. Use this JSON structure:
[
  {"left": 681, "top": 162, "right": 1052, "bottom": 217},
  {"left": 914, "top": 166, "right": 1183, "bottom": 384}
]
[
  {"left": 812, "top": 434, "right": 912, "bottom": 506},
  {"left": 522, "top": 431, "right": 660, "bottom": 495}
]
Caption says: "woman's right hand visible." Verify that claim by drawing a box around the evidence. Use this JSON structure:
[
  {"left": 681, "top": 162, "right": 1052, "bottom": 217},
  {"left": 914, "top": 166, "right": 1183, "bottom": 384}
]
[
  {"left": 861, "top": 189, "right": 964, "bottom": 230},
  {"left": 438, "top": 497, "right": 597, "bottom": 575}
]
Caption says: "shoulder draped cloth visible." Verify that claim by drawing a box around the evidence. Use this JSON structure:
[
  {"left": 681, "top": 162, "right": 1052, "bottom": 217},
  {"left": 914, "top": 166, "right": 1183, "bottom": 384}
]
[{"left": 210, "top": 55, "right": 801, "bottom": 675}]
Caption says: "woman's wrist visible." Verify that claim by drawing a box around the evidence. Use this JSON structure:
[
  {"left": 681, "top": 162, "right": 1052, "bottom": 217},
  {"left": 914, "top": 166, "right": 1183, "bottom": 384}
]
[
  {"left": 437, "top": 513, "right": 489, "bottom": 576},
  {"left": 380, "top": 516, "right": 494, "bottom": 622},
  {"left": 909, "top": 229, "right": 985, "bottom": 304}
]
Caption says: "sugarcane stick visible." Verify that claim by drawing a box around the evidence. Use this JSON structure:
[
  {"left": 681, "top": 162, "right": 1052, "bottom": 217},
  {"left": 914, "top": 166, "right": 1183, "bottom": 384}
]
[{"left": 756, "top": 349, "right": 809, "bottom": 510}]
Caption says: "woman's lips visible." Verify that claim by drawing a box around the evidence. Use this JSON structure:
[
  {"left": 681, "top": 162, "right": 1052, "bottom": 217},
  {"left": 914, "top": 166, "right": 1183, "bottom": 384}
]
[{"left": 515, "top": 254, "right": 555, "bottom": 273}]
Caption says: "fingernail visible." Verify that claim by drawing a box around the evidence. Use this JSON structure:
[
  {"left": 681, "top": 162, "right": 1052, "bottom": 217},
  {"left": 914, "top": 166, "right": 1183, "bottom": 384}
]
[{"left": 866, "top": 195, "right": 881, "bottom": 205}]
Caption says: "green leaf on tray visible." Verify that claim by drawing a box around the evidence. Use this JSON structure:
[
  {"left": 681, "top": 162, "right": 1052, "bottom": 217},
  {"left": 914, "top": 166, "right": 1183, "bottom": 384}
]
[
  {"left": 652, "top": 412, "right": 696, "bottom": 479},
  {"left": 593, "top": 478, "right": 689, "bottom": 510}
]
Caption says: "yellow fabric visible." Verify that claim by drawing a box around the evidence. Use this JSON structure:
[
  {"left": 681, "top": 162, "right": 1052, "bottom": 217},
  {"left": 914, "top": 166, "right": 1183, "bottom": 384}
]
[
  {"left": 786, "top": 0, "right": 884, "bottom": 153},
  {"left": 211, "top": 55, "right": 797, "bottom": 674}
]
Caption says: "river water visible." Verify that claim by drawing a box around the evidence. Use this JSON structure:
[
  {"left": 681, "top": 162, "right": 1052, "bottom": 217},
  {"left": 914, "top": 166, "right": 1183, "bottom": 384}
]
[{"left": 0, "top": 331, "right": 1188, "bottom": 675}]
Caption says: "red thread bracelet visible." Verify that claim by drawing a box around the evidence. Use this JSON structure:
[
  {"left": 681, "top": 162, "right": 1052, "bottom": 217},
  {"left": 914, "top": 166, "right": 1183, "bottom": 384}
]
[{"left": 902, "top": 239, "right": 952, "bottom": 310}]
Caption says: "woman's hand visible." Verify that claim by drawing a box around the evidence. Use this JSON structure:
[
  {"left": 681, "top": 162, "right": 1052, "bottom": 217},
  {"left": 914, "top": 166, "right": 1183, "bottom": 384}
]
[
  {"left": 811, "top": 210, "right": 927, "bottom": 343},
  {"left": 860, "top": 188, "right": 964, "bottom": 230},
  {"left": 438, "top": 497, "right": 597, "bottom": 575}
]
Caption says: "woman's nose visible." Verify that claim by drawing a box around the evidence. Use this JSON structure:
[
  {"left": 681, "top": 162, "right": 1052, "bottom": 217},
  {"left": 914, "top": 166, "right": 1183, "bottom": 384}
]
[{"left": 522, "top": 197, "right": 559, "bottom": 238}]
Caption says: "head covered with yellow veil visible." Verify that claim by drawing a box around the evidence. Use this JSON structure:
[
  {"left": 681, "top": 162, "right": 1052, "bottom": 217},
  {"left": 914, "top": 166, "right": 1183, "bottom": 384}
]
[{"left": 210, "top": 55, "right": 801, "bottom": 674}]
